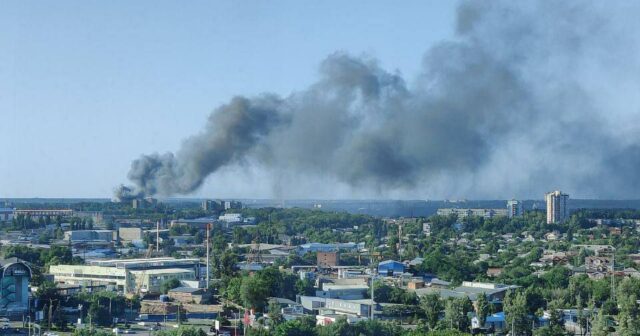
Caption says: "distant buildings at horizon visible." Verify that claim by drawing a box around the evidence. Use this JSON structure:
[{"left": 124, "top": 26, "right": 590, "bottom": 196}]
[
  {"left": 436, "top": 207, "right": 508, "bottom": 219},
  {"left": 437, "top": 191, "right": 569, "bottom": 223},
  {"left": 202, "top": 199, "right": 242, "bottom": 212}
]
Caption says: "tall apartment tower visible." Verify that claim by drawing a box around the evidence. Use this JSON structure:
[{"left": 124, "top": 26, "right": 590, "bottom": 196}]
[
  {"left": 545, "top": 191, "right": 569, "bottom": 224},
  {"left": 507, "top": 199, "right": 523, "bottom": 218}
]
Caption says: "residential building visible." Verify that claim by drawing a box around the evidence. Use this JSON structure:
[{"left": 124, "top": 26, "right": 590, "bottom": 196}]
[
  {"left": 223, "top": 201, "right": 242, "bottom": 210},
  {"left": 506, "top": 200, "right": 523, "bottom": 218},
  {"left": 585, "top": 256, "right": 613, "bottom": 272},
  {"left": 201, "top": 200, "right": 223, "bottom": 212},
  {"left": 437, "top": 208, "right": 509, "bottom": 219},
  {"left": 13, "top": 209, "right": 74, "bottom": 219},
  {"left": 422, "top": 222, "right": 432, "bottom": 236},
  {"left": 545, "top": 190, "right": 569, "bottom": 224}
]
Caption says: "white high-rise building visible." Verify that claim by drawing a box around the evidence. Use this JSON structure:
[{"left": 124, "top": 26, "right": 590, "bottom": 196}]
[
  {"left": 545, "top": 191, "right": 569, "bottom": 224},
  {"left": 506, "top": 199, "right": 523, "bottom": 218}
]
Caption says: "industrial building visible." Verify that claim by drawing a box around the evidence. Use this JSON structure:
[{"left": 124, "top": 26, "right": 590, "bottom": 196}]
[
  {"left": 0, "top": 209, "right": 14, "bottom": 222},
  {"left": 317, "top": 252, "right": 340, "bottom": 268},
  {"left": 300, "top": 296, "right": 373, "bottom": 318},
  {"left": 315, "top": 283, "right": 368, "bottom": 300},
  {"left": 377, "top": 260, "right": 405, "bottom": 276},
  {"left": 64, "top": 230, "right": 115, "bottom": 243},
  {"left": 118, "top": 227, "right": 143, "bottom": 244},
  {"left": 298, "top": 243, "right": 363, "bottom": 254},
  {"left": 49, "top": 257, "right": 201, "bottom": 295}
]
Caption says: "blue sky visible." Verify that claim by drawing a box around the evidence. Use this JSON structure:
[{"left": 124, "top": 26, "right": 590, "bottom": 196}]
[{"left": 0, "top": 1, "right": 456, "bottom": 198}]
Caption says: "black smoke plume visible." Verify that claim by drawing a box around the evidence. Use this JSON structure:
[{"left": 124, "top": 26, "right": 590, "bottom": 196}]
[{"left": 116, "top": 1, "right": 640, "bottom": 200}]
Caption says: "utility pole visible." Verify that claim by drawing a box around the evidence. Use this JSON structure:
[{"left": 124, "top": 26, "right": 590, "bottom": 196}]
[
  {"left": 611, "top": 248, "right": 616, "bottom": 301},
  {"left": 369, "top": 267, "right": 376, "bottom": 321},
  {"left": 156, "top": 220, "right": 160, "bottom": 253},
  {"left": 206, "top": 223, "right": 211, "bottom": 288},
  {"left": 48, "top": 298, "right": 53, "bottom": 331}
]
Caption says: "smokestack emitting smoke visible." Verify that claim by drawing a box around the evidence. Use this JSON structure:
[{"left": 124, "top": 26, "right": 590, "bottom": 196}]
[{"left": 116, "top": 1, "right": 640, "bottom": 200}]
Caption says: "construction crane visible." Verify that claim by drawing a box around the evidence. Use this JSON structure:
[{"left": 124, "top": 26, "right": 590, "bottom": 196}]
[{"left": 131, "top": 243, "right": 155, "bottom": 298}]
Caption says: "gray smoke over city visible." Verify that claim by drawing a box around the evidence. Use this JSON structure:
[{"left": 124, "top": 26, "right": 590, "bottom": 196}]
[{"left": 116, "top": 1, "right": 640, "bottom": 201}]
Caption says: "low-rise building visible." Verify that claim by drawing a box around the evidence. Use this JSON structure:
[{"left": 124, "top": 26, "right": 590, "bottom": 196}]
[
  {"left": 0, "top": 258, "right": 32, "bottom": 317},
  {"left": 378, "top": 260, "right": 405, "bottom": 276},
  {"left": 315, "top": 283, "right": 368, "bottom": 300},
  {"left": 64, "top": 230, "right": 115, "bottom": 243},
  {"left": 0, "top": 208, "right": 14, "bottom": 222},
  {"left": 317, "top": 252, "right": 340, "bottom": 268},
  {"left": 49, "top": 257, "right": 201, "bottom": 295},
  {"left": 119, "top": 227, "right": 143, "bottom": 244},
  {"left": 415, "top": 281, "right": 518, "bottom": 303},
  {"left": 167, "top": 287, "right": 210, "bottom": 304}
]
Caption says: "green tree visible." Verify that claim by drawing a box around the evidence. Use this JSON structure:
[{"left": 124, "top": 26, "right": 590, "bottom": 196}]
[
  {"left": 476, "top": 293, "right": 490, "bottom": 327},
  {"left": 504, "top": 291, "right": 531, "bottom": 336},
  {"left": 241, "top": 276, "right": 269, "bottom": 311},
  {"left": 155, "top": 326, "right": 207, "bottom": 336},
  {"left": 160, "top": 278, "right": 181, "bottom": 294},
  {"left": 421, "top": 293, "right": 443, "bottom": 330},
  {"left": 591, "top": 309, "right": 611, "bottom": 336},
  {"left": 268, "top": 299, "right": 284, "bottom": 327},
  {"left": 274, "top": 316, "right": 316, "bottom": 336},
  {"left": 442, "top": 297, "right": 472, "bottom": 332},
  {"left": 295, "top": 278, "right": 315, "bottom": 296},
  {"left": 73, "top": 328, "right": 112, "bottom": 336}
]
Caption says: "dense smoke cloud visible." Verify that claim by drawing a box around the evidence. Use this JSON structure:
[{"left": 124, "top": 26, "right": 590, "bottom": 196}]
[{"left": 116, "top": 1, "right": 640, "bottom": 200}]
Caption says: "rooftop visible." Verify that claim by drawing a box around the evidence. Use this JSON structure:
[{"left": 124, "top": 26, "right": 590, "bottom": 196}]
[
  {"left": 169, "top": 287, "right": 203, "bottom": 293},
  {"left": 130, "top": 268, "right": 194, "bottom": 275}
]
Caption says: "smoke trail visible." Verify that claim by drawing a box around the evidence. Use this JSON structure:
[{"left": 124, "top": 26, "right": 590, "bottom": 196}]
[
  {"left": 116, "top": 95, "right": 286, "bottom": 198},
  {"left": 117, "top": 1, "right": 640, "bottom": 199}
]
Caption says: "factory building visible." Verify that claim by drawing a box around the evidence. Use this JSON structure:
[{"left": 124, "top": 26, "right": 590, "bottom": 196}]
[
  {"left": 377, "top": 260, "right": 405, "bottom": 276},
  {"left": 118, "top": 227, "right": 143, "bottom": 244},
  {"left": 49, "top": 257, "right": 201, "bottom": 295},
  {"left": 0, "top": 209, "right": 13, "bottom": 222},
  {"left": 64, "top": 230, "right": 115, "bottom": 243}
]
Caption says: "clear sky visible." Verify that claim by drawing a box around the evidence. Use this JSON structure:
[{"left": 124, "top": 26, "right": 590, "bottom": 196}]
[{"left": 1, "top": 1, "right": 456, "bottom": 198}]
